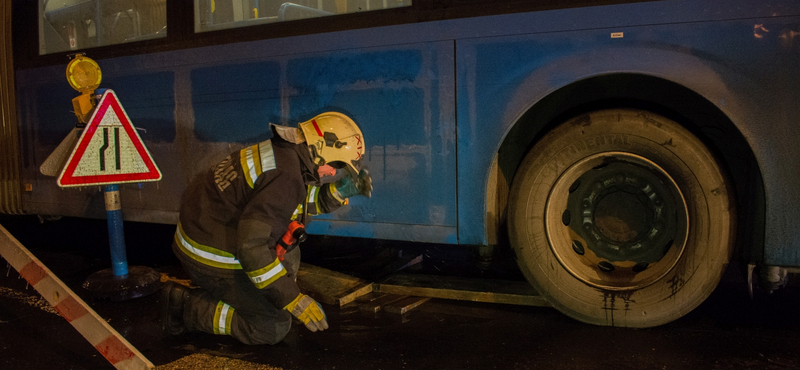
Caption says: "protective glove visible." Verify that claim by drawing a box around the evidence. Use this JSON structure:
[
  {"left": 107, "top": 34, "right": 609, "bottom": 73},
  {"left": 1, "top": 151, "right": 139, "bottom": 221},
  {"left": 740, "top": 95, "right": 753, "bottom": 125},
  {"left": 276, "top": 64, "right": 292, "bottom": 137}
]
[
  {"left": 331, "top": 169, "right": 372, "bottom": 201},
  {"left": 283, "top": 293, "right": 329, "bottom": 332}
]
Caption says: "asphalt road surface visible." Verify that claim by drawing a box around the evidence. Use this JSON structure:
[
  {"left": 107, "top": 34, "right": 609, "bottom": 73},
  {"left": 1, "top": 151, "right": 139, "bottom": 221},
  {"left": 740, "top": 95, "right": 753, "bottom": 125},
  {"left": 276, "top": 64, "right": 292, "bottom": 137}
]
[{"left": 1, "top": 216, "right": 798, "bottom": 370}]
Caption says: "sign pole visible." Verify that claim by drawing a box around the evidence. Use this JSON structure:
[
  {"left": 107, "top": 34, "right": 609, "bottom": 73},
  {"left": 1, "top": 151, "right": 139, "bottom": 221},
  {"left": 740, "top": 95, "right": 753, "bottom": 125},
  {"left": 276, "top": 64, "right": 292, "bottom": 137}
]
[
  {"left": 82, "top": 183, "right": 161, "bottom": 302},
  {"left": 105, "top": 184, "right": 128, "bottom": 277}
]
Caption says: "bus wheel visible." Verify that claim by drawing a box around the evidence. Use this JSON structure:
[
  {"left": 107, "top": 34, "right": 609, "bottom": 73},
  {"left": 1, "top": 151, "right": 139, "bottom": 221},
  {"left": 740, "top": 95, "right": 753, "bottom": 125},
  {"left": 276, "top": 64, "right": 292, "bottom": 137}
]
[{"left": 508, "top": 109, "right": 735, "bottom": 328}]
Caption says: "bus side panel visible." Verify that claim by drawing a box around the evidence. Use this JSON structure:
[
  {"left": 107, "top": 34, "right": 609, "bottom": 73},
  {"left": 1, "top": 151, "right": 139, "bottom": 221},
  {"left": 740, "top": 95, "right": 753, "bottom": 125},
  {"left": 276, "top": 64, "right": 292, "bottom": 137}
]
[
  {"left": 15, "top": 41, "right": 458, "bottom": 243},
  {"left": 456, "top": 16, "right": 800, "bottom": 266}
]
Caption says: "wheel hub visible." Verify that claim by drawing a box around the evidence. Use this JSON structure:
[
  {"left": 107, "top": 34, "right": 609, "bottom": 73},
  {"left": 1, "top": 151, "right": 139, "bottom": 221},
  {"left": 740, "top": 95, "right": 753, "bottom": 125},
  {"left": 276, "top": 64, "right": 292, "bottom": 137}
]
[
  {"left": 566, "top": 160, "right": 679, "bottom": 265},
  {"left": 546, "top": 152, "right": 689, "bottom": 290}
]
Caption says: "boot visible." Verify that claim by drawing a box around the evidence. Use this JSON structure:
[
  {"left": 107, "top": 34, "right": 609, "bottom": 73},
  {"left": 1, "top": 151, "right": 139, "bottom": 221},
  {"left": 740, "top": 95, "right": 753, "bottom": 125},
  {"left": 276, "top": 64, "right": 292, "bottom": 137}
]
[{"left": 161, "top": 281, "right": 190, "bottom": 335}]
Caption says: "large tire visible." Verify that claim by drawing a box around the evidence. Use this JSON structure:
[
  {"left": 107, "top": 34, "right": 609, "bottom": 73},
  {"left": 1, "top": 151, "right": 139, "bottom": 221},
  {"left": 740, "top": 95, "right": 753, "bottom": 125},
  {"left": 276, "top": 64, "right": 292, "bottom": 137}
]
[{"left": 509, "top": 109, "right": 735, "bottom": 328}]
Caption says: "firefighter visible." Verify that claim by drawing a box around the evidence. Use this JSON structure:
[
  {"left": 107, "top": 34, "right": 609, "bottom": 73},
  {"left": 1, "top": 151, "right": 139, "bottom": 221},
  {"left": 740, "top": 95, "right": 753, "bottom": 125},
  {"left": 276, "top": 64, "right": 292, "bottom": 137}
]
[{"left": 161, "top": 112, "right": 372, "bottom": 345}]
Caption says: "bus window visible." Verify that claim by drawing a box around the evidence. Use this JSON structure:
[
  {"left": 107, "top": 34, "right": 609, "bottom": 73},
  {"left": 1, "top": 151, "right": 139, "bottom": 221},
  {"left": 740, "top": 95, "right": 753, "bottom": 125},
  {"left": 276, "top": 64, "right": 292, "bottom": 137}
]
[
  {"left": 39, "top": 0, "right": 166, "bottom": 55},
  {"left": 194, "top": 0, "right": 412, "bottom": 33}
]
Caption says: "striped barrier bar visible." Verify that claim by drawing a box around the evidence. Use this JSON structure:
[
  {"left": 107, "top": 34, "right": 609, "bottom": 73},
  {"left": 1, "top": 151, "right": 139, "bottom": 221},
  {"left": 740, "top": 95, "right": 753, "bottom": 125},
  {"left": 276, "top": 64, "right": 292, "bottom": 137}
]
[{"left": 0, "top": 224, "right": 155, "bottom": 370}]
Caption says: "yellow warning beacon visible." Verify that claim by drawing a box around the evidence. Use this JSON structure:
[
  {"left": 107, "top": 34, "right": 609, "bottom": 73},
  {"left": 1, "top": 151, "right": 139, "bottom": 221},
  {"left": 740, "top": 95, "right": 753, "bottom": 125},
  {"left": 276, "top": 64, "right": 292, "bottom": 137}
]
[{"left": 66, "top": 54, "right": 102, "bottom": 123}]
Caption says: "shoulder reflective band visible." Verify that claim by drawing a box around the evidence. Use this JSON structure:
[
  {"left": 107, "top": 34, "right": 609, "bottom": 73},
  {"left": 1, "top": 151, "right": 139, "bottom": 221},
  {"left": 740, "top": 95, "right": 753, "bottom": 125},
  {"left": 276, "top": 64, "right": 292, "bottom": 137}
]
[
  {"left": 174, "top": 223, "right": 242, "bottom": 269},
  {"left": 246, "top": 257, "right": 287, "bottom": 289},
  {"left": 240, "top": 140, "right": 277, "bottom": 188},
  {"left": 213, "top": 301, "right": 235, "bottom": 335}
]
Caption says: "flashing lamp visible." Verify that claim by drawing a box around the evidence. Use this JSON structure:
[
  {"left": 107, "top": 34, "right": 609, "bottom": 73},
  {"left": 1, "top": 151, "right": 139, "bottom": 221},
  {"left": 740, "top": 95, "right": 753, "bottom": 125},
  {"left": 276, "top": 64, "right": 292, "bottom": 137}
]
[{"left": 66, "top": 54, "right": 102, "bottom": 123}]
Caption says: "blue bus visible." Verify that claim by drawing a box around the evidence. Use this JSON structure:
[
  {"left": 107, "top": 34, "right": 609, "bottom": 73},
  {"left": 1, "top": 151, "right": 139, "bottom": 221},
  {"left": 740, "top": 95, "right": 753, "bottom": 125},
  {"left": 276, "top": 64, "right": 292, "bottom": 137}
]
[{"left": 2, "top": 0, "right": 799, "bottom": 327}]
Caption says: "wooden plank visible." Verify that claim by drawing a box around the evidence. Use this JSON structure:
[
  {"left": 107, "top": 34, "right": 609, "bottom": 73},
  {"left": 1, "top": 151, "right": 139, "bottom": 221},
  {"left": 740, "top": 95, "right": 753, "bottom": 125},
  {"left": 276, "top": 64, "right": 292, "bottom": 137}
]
[
  {"left": 357, "top": 293, "right": 407, "bottom": 314},
  {"left": 375, "top": 274, "right": 550, "bottom": 307},
  {"left": 384, "top": 296, "right": 431, "bottom": 315},
  {"left": 355, "top": 292, "right": 392, "bottom": 304},
  {"left": 296, "top": 263, "right": 373, "bottom": 306}
]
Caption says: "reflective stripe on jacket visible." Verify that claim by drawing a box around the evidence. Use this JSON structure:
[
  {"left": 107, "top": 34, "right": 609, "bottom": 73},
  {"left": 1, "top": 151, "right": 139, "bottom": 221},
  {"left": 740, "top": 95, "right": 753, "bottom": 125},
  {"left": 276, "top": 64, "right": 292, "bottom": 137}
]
[
  {"left": 176, "top": 221, "right": 289, "bottom": 288},
  {"left": 240, "top": 141, "right": 277, "bottom": 188},
  {"left": 175, "top": 222, "right": 242, "bottom": 270}
]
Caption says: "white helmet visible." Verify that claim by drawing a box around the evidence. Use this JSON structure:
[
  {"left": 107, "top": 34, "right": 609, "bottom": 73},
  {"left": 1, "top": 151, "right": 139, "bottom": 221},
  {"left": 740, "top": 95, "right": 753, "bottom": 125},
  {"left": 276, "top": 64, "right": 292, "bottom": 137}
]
[{"left": 298, "top": 112, "right": 365, "bottom": 176}]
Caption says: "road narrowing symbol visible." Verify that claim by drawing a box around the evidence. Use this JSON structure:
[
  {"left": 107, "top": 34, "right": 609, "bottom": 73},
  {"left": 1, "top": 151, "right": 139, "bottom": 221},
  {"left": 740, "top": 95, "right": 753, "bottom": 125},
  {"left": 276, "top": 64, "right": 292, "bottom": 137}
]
[{"left": 58, "top": 90, "right": 162, "bottom": 187}]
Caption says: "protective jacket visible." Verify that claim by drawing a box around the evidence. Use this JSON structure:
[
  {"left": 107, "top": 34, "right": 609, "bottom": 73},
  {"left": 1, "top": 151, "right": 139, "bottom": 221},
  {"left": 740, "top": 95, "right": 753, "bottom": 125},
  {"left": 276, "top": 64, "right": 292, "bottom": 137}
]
[{"left": 173, "top": 135, "right": 343, "bottom": 310}]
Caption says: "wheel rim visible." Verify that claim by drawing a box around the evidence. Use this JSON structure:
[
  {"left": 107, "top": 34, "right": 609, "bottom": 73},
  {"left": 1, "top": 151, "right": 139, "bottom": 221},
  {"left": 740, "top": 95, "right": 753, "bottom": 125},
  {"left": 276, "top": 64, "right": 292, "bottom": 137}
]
[{"left": 545, "top": 152, "right": 689, "bottom": 291}]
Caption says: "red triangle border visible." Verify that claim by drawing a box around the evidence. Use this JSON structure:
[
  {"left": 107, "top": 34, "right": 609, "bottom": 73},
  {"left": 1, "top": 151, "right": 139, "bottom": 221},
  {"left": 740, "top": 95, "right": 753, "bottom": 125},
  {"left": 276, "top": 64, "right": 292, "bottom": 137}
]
[{"left": 57, "top": 90, "right": 162, "bottom": 187}]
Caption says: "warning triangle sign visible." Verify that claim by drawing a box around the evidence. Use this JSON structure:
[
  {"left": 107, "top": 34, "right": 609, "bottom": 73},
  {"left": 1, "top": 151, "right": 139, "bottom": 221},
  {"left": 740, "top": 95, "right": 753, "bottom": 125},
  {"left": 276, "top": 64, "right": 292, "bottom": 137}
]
[{"left": 58, "top": 90, "right": 162, "bottom": 187}]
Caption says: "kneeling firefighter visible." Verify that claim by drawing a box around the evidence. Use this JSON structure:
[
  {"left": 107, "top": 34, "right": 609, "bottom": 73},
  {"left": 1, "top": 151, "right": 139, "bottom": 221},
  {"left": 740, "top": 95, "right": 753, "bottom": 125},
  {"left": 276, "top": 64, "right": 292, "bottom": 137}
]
[{"left": 162, "top": 112, "right": 372, "bottom": 345}]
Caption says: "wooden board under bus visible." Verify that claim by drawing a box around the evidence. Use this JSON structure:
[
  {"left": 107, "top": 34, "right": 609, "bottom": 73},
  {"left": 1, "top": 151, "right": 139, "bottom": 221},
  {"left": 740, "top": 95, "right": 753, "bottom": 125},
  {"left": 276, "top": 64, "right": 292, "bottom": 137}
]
[{"left": 375, "top": 274, "right": 550, "bottom": 307}]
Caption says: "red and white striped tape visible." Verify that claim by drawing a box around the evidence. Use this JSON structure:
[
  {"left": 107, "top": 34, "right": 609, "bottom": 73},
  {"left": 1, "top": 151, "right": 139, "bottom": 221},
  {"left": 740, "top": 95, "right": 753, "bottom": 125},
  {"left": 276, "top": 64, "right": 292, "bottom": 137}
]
[{"left": 0, "top": 225, "right": 154, "bottom": 370}]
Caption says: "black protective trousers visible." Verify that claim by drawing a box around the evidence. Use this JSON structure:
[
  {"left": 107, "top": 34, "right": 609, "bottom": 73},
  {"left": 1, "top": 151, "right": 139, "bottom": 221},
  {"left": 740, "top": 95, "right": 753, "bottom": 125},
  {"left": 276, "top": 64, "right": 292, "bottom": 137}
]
[{"left": 179, "top": 247, "right": 301, "bottom": 345}]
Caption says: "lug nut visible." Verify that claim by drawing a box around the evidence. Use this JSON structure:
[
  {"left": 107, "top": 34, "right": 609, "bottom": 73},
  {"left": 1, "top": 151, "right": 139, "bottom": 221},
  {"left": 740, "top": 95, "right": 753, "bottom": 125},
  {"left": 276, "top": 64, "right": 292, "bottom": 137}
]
[
  {"left": 572, "top": 240, "right": 585, "bottom": 255},
  {"left": 598, "top": 261, "right": 615, "bottom": 272},
  {"left": 569, "top": 179, "right": 581, "bottom": 193}
]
